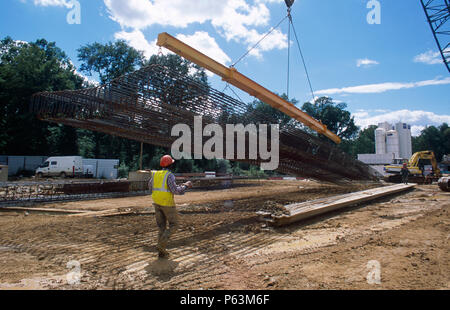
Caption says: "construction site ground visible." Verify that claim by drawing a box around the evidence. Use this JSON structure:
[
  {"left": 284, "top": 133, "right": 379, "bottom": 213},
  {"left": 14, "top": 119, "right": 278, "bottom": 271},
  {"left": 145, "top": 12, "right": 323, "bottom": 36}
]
[{"left": 0, "top": 179, "right": 448, "bottom": 290}]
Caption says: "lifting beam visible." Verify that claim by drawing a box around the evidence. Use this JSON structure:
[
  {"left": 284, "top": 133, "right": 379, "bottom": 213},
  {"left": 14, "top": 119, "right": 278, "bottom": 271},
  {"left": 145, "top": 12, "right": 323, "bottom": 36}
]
[{"left": 156, "top": 32, "right": 341, "bottom": 144}]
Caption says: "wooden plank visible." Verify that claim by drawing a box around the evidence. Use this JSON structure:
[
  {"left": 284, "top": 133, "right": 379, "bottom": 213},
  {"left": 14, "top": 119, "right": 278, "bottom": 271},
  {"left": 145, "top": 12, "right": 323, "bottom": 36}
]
[
  {"left": 68, "top": 208, "right": 151, "bottom": 218},
  {"left": 270, "top": 184, "right": 415, "bottom": 226},
  {"left": 68, "top": 209, "right": 122, "bottom": 217},
  {"left": 0, "top": 206, "right": 87, "bottom": 214},
  {"left": 96, "top": 211, "right": 152, "bottom": 218}
]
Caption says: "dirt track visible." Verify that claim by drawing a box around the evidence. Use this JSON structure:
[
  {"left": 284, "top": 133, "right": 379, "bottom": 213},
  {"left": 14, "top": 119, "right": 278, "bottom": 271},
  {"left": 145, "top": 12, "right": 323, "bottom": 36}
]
[{"left": 0, "top": 180, "right": 448, "bottom": 290}]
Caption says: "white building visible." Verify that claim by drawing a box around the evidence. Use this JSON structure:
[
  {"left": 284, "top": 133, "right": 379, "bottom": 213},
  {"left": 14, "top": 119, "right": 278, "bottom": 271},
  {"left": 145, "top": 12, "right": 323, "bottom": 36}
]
[
  {"left": 395, "top": 122, "right": 413, "bottom": 160},
  {"left": 373, "top": 122, "right": 412, "bottom": 160},
  {"left": 358, "top": 122, "right": 412, "bottom": 175}
]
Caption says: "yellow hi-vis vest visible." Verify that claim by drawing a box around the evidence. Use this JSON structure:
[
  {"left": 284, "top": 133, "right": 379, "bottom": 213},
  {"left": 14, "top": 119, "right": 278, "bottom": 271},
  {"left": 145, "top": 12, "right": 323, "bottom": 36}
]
[{"left": 151, "top": 170, "right": 175, "bottom": 207}]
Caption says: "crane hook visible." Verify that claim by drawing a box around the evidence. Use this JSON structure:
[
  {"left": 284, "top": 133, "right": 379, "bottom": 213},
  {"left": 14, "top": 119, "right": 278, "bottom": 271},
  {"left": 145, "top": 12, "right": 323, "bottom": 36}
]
[{"left": 284, "top": 0, "right": 295, "bottom": 8}]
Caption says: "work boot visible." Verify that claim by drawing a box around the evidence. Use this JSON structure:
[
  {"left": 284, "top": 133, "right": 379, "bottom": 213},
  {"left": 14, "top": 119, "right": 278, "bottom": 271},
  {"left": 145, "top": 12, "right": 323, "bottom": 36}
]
[{"left": 157, "top": 245, "right": 169, "bottom": 258}]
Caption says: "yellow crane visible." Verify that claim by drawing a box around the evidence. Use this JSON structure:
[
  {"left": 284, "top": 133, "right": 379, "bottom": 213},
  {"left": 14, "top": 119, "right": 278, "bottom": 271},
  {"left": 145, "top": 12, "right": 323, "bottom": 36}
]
[{"left": 156, "top": 32, "right": 341, "bottom": 144}]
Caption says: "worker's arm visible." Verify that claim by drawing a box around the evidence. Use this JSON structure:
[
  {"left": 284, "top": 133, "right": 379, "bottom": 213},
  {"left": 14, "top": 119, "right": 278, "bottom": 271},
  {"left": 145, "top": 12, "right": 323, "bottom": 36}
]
[
  {"left": 167, "top": 173, "right": 192, "bottom": 195},
  {"left": 148, "top": 177, "right": 153, "bottom": 193},
  {"left": 148, "top": 171, "right": 155, "bottom": 193}
]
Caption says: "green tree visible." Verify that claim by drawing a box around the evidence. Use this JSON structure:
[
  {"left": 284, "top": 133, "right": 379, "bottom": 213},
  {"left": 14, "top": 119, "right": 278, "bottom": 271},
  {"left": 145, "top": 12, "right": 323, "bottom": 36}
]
[
  {"left": 441, "top": 123, "right": 450, "bottom": 157},
  {"left": 0, "top": 37, "right": 83, "bottom": 155},
  {"left": 339, "top": 125, "right": 376, "bottom": 158},
  {"left": 355, "top": 125, "right": 376, "bottom": 154},
  {"left": 146, "top": 53, "right": 208, "bottom": 85},
  {"left": 77, "top": 129, "right": 96, "bottom": 158},
  {"left": 76, "top": 40, "right": 146, "bottom": 162},
  {"left": 245, "top": 94, "right": 295, "bottom": 126},
  {"left": 47, "top": 124, "right": 79, "bottom": 155},
  {"left": 301, "top": 97, "right": 359, "bottom": 141},
  {"left": 77, "top": 40, "right": 145, "bottom": 84},
  {"left": 412, "top": 123, "right": 450, "bottom": 161}
]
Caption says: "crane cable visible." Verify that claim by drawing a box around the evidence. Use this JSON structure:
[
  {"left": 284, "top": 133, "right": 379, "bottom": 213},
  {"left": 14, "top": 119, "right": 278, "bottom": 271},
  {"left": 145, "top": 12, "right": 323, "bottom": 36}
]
[
  {"left": 231, "top": 14, "right": 289, "bottom": 68},
  {"left": 230, "top": 3, "right": 316, "bottom": 103},
  {"left": 222, "top": 83, "right": 245, "bottom": 104},
  {"left": 287, "top": 9, "right": 291, "bottom": 99},
  {"left": 288, "top": 11, "right": 316, "bottom": 102}
]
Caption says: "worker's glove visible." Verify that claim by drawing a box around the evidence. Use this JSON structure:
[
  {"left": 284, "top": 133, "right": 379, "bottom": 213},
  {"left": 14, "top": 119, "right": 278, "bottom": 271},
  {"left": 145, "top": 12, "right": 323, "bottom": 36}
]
[{"left": 184, "top": 181, "right": 193, "bottom": 189}]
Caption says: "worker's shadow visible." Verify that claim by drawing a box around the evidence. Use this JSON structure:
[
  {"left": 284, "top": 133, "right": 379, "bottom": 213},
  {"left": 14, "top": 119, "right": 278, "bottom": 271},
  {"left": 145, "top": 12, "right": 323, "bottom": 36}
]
[{"left": 145, "top": 257, "right": 179, "bottom": 282}]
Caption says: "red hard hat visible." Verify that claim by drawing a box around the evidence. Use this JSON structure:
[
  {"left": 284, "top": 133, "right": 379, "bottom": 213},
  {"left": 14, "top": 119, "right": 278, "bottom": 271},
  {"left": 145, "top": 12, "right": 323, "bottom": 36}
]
[
  {"left": 403, "top": 163, "right": 407, "bottom": 167},
  {"left": 160, "top": 155, "right": 175, "bottom": 168}
]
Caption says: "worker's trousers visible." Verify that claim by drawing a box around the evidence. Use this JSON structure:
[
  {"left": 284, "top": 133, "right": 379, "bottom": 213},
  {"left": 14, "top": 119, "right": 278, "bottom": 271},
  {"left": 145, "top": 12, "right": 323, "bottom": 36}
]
[
  {"left": 154, "top": 204, "right": 179, "bottom": 251},
  {"left": 402, "top": 175, "right": 408, "bottom": 184}
]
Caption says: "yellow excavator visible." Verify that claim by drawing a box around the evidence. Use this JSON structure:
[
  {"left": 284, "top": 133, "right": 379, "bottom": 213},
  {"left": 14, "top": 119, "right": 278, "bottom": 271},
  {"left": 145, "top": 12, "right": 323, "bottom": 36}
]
[{"left": 384, "top": 151, "right": 441, "bottom": 184}]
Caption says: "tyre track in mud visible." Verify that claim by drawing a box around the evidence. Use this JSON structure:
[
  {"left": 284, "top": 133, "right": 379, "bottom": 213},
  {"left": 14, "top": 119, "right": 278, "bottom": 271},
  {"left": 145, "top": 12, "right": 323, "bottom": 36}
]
[
  {"left": 1, "top": 183, "right": 446, "bottom": 289},
  {"left": 0, "top": 208, "right": 291, "bottom": 289}
]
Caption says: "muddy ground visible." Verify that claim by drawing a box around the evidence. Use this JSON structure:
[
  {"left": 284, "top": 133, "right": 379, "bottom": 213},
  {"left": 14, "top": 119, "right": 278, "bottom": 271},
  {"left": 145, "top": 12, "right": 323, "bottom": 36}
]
[{"left": 0, "top": 179, "right": 448, "bottom": 290}]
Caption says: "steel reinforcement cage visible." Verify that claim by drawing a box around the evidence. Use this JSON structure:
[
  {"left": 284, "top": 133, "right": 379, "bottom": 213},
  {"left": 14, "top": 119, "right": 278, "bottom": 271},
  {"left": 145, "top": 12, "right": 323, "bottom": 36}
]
[{"left": 31, "top": 64, "right": 378, "bottom": 182}]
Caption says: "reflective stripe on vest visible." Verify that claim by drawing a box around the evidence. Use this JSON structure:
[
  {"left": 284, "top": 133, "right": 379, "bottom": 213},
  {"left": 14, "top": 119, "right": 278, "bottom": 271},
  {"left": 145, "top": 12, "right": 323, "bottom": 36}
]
[{"left": 151, "top": 170, "right": 175, "bottom": 207}]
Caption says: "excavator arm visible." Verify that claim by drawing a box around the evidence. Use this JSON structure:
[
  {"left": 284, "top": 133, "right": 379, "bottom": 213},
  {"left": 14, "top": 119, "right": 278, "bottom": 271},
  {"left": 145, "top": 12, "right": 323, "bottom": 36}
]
[
  {"left": 385, "top": 150, "right": 442, "bottom": 183},
  {"left": 156, "top": 32, "right": 341, "bottom": 144},
  {"left": 408, "top": 151, "right": 440, "bottom": 175}
]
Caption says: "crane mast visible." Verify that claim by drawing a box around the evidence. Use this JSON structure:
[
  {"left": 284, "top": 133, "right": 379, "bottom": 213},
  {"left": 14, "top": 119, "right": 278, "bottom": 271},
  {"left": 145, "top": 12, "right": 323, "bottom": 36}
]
[{"left": 420, "top": 0, "right": 450, "bottom": 72}]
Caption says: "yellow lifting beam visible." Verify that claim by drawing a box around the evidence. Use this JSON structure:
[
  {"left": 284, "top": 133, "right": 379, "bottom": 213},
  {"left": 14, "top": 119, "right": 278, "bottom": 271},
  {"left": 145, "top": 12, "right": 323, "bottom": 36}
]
[{"left": 157, "top": 32, "right": 341, "bottom": 144}]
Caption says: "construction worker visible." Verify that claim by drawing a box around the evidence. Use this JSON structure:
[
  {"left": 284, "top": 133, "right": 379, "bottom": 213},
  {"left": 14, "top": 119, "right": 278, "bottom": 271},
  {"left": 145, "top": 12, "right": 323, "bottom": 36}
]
[
  {"left": 401, "top": 163, "right": 409, "bottom": 184},
  {"left": 148, "top": 155, "right": 193, "bottom": 258}
]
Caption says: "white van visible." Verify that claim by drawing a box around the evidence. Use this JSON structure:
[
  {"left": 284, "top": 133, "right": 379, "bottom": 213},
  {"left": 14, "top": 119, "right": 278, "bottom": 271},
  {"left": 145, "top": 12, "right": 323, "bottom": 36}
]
[{"left": 36, "top": 156, "right": 83, "bottom": 178}]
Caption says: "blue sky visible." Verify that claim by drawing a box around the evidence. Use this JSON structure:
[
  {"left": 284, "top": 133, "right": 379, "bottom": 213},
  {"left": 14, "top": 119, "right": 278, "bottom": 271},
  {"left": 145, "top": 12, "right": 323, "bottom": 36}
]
[{"left": 1, "top": 0, "right": 449, "bottom": 135}]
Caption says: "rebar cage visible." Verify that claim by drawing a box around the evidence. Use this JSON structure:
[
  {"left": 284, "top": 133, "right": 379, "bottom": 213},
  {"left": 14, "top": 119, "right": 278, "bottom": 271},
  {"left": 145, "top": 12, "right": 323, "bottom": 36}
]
[{"left": 31, "top": 64, "right": 378, "bottom": 182}]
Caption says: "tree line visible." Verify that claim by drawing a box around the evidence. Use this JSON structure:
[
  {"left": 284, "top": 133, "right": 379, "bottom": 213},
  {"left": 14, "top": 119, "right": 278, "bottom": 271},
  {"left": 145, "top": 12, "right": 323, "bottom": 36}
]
[{"left": 1, "top": 36, "right": 449, "bottom": 177}]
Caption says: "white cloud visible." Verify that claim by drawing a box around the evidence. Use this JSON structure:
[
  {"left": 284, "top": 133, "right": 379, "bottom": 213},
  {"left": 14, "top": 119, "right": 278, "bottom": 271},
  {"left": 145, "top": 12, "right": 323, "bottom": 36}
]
[
  {"left": 65, "top": 60, "right": 100, "bottom": 86},
  {"left": 114, "top": 30, "right": 231, "bottom": 76},
  {"left": 414, "top": 50, "right": 444, "bottom": 65},
  {"left": 115, "top": 30, "right": 162, "bottom": 59},
  {"left": 103, "top": 0, "right": 287, "bottom": 60},
  {"left": 353, "top": 109, "right": 450, "bottom": 136},
  {"left": 356, "top": 58, "right": 379, "bottom": 68},
  {"left": 75, "top": 70, "right": 100, "bottom": 87},
  {"left": 245, "top": 29, "right": 287, "bottom": 59},
  {"left": 32, "top": 0, "right": 72, "bottom": 8},
  {"left": 114, "top": 30, "right": 231, "bottom": 78},
  {"left": 316, "top": 77, "right": 450, "bottom": 95},
  {"left": 176, "top": 31, "right": 231, "bottom": 67},
  {"left": 104, "top": 0, "right": 224, "bottom": 29},
  {"left": 410, "top": 125, "right": 426, "bottom": 136},
  {"left": 256, "top": 0, "right": 284, "bottom": 3}
]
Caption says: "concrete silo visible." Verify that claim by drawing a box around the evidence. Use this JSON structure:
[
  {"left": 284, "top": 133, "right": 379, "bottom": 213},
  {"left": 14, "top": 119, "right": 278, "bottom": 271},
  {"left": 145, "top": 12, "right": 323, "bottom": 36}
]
[
  {"left": 386, "top": 130, "right": 400, "bottom": 159},
  {"left": 395, "top": 122, "right": 412, "bottom": 159},
  {"left": 375, "top": 127, "right": 386, "bottom": 155}
]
